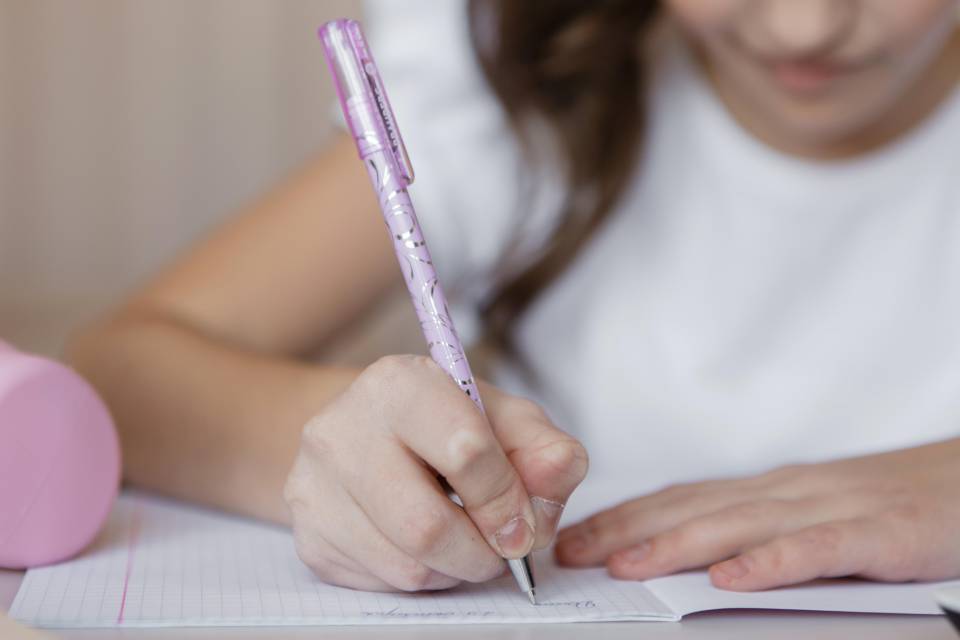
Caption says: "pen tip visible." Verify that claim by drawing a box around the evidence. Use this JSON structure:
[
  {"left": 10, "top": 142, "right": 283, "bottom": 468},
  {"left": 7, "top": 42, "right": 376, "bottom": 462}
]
[{"left": 528, "top": 589, "right": 537, "bottom": 605}]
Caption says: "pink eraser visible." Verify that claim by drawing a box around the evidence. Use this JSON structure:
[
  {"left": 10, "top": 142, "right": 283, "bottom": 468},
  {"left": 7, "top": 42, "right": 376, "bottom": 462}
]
[{"left": 0, "top": 340, "right": 120, "bottom": 569}]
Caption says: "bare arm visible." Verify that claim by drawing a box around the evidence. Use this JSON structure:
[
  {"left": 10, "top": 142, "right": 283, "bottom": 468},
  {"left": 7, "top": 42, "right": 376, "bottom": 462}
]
[
  {"left": 68, "top": 135, "right": 398, "bottom": 524},
  {"left": 70, "top": 134, "right": 588, "bottom": 594}
]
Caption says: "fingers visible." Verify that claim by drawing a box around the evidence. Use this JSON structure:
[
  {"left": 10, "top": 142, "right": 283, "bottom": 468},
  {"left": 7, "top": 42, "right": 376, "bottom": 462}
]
[
  {"left": 606, "top": 496, "right": 849, "bottom": 580},
  {"left": 290, "top": 354, "right": 590, "bottom": 595},
  {"left": 292, "top": 532, "right": 397, "bottom": 592},
  {"left": 290, "top": 486, "right": 459, "bottom": 592},
  {"left": 480, "top": 385, "right": 589, "bottom": 549},
  {"left": 391, "top": 371, "right": 537, "bottom": 560},
  {"left": 346, "top": 443, "right": 508, "bottom": 582},
  {"left": 710, "top": 519, "right": 882, "bottom": 591},
  {"left": 323, "top": 488, "right": 465, "bottom": 592},
  {"left": 556, "top": 480, "right": 753, "bottom": 567}
]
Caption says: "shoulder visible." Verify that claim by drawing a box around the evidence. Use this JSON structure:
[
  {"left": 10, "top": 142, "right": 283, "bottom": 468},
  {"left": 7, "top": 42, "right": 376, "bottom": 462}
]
[{"left": 363, "top": 0, "right": 475, "bottom": 91}]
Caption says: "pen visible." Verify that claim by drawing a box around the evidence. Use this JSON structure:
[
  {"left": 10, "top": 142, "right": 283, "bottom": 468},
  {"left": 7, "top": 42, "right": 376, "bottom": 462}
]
[{"left": 318, "top": 19, "right": 537, "bottom": 605}]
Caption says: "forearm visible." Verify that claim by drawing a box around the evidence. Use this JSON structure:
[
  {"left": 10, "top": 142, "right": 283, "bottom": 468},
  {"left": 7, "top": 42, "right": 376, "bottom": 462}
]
[{"left": 67, "top": 311, "right": 359, "bottom": 525}]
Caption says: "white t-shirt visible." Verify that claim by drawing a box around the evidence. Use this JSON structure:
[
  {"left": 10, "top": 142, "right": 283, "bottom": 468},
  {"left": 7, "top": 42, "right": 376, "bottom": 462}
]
[{"left": 365, "top": 1, "right": 960, "bottom": 500}]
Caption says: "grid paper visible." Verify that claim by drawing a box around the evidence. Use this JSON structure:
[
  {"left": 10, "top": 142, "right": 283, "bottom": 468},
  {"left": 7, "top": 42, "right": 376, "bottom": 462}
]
[{"left": 10, "top": 493, "right": 676, "bottom": 628}]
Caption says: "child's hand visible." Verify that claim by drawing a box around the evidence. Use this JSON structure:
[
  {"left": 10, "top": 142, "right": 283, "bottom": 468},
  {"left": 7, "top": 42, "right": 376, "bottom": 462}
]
[
  {"left": 555, "top": 439, "right": 960, "bottom": 591},
  {"left": 284, "top": 355, "right": 588, "bottom": 592}
]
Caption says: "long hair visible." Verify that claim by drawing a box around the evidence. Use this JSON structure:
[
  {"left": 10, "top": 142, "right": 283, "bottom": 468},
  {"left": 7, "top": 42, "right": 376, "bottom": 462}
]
[{"left": 468, "top": 0, "right": 660, "bottom": 352}]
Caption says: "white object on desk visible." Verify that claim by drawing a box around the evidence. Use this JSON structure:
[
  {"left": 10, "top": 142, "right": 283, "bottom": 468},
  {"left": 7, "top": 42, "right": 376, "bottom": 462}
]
[{"left": 8, "top": 492, "right": 957, "bottom": 629}]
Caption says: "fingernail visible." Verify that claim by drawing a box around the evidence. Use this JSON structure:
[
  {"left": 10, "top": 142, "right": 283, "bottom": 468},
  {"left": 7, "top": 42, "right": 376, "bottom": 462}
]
[
  {"left": 531, "top": 497, "right": 565, "bottom": 537},
  {"left": 618, "top": 541, "right": 651, "bottom": 564},
  {"left": 715, "top": 557, "right": 751, "bottom": 582},
  {"left": 493, "top": 516, "right": 535, "bottom": 558}
]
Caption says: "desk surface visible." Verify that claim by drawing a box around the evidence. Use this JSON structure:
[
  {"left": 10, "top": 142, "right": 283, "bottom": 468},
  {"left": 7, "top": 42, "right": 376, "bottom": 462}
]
[{"left": 2, "top": 569, "right": 957, "bottom": 639}]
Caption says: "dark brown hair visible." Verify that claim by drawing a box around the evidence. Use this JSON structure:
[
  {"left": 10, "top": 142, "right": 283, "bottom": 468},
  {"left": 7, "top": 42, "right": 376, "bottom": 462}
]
[{"left": 468, "top": 0, "right": 660, "bottom": 352}]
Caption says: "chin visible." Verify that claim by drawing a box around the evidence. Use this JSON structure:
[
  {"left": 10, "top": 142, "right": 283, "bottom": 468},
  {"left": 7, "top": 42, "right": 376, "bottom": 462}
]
[
  {"left": 764, "top": 98, "right": 879, "bottom": 150},
  {"left": 736, "top": 64, "right": 897, "bottom": 156}
]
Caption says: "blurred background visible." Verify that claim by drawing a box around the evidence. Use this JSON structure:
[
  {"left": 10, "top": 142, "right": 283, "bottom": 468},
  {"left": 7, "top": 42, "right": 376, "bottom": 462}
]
[{"left": 0, "top": 0, "right": 414, "bottom": 360}]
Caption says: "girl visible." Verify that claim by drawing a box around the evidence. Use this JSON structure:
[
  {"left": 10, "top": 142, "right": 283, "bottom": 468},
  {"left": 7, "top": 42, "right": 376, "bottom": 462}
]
[{"left": 70, "top": 0, "right": 960, "bottom": 594}]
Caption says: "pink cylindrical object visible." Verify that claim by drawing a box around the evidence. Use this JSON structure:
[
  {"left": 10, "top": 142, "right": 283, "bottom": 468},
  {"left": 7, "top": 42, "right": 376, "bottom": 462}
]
[{"left": 0, "top": 340, "right": 120, "bottom": 568}]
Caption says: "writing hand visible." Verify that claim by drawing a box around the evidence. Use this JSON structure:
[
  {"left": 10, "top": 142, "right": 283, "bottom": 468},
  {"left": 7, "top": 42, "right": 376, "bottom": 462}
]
[{"left": 285, "top": 355, "right": 588, "bottom": 592}]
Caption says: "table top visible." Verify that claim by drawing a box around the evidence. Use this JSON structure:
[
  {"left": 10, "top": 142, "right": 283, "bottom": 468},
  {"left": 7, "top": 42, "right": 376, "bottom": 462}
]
[{"left": 2, "top": 569, "right": 957, "bottom": 639}]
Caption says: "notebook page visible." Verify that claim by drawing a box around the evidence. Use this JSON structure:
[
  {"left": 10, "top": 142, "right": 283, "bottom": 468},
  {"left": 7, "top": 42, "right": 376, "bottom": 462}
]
[
  {"left": 644, "top": 571, "right": 955, "bottom": 617},
  {"left": 9, "top": 493, "right": 676, "bottom": 628}
]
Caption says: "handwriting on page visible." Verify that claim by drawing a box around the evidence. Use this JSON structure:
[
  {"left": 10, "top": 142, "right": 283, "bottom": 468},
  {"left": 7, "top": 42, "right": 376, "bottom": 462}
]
[
  {"left": 9, "top": 493, "right": 676, "bottom": 628},
  {"left": 537, "top": 600, "right": 598, "bottom": 608},
  {"left": 362, "top": 599, "right": 598, "bottom": 619},
  {"left": 12, "top": 490, "right": 948, "bottom": 628}
]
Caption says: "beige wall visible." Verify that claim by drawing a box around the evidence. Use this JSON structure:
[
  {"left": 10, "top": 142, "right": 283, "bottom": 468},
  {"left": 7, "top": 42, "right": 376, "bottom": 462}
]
[{"left": 1, "top": 0, "right": 379, "bottom": 357}]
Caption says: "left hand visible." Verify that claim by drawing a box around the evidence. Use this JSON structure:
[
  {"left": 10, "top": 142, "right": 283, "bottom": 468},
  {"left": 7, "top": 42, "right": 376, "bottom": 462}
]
[{"left": 554, "top": 438, "right": 960, "bottom": 591}]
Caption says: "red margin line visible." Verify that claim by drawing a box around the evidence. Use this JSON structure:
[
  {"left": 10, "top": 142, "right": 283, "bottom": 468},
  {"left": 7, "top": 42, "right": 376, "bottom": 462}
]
[{"left": 116, "top": 506, "right": 143, "bottom": 625}]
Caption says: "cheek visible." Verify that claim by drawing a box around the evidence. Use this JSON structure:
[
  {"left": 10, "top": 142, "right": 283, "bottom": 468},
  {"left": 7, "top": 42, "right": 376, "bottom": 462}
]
[
  {"left": 870, "top": 0, "right": 958, "bottom": 97},
  {"left": 878, "top": 0, "right": 957, "bottom": 54},
  {"left": 664, "top": 0, "right": 745, "bottom": 37}
]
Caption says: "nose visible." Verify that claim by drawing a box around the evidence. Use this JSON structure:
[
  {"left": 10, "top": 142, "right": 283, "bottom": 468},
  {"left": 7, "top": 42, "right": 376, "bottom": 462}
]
[{"left": 754, "top": 0, "right": 856, "bottom": 58}]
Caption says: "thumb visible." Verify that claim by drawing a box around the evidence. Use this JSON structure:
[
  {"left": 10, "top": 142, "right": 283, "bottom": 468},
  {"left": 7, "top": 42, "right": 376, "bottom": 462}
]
[{"left": 481, "top": 384, "right": 589, "bottom": 549}]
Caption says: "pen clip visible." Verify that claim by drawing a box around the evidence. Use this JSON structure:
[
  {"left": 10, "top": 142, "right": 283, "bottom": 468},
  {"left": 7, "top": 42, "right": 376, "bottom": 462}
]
[{"left": 344, "top": 21, "right": 415, "bottom": 186}]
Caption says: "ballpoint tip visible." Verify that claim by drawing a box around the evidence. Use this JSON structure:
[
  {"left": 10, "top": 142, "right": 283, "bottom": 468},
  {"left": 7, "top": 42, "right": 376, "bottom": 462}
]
[{"left": 528, "top": 589, "right": 537, "bottom": 605}]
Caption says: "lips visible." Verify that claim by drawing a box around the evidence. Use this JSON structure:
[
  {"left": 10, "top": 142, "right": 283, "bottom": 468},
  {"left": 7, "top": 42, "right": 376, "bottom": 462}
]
[
  {"left": 725, "top": 31, "right": 873, "bottom": 96},
  {"left": 769, "top": 59, "right": 849, "bottom": 93}
]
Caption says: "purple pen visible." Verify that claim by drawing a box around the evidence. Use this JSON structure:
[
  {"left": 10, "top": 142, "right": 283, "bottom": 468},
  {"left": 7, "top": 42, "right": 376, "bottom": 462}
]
[{"left": 318, "top": 19, "right": 536, "bottom": 604}]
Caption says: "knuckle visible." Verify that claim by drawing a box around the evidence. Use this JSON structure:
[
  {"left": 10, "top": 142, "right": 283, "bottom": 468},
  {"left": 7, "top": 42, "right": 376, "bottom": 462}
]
[
  {"left": 391, "top": 561, "right": 437, "bottom": 592},
  {"left": 283, "top": 457, "right": 318, "bottom": 512},
  {"left": 656, "top": 483, "right": 692, "bottom": 502},
  {"left": 757, "top": 542, "right": 787, "bottom": 575},
  {"left": 554, "top": 439, "right": 589, "bottom": 481},
  {"left": 530, "top": 437, "right": 590, "bottom": 486},
  {"left": 730, "top": 499, "right": 780, "bottom": 522},
  {"left": 581, "top": 513, "right": 603, "bottom": 532},
  {"left": 398, "top": 508, "right": 451, "bottom": 557},
  {"left": 301, "top": 414, "right": 336, "bottom": 457},
  {"left": 292, "top": 536, "right": 336, "bottom": 579},
  {"left": 760, "top": 463, "right": 808, "bottom": 487},
  {"left": 886, "top": 501, "right": 922, "bottom": 522},
  {"left": 759, "top": 524, "right": 842, "bottom": 573},
  {"left": 774, "top": 463, "right": 806, "bottom": 477},
  {"left": 649, "top": 533, "right": 682, "bottom": 564},
  {"left": 282, "top": 473, "right": 303, "bottom": 509},
  {"left": 445, "top": 426, "right": 496, "bottom": 476},
  {"left": 855, "top": 486, "right": 898, "bottom": 510},
  {"left": 368, "top": 353, "right": 414, "bottom": 377},
  {"left": 475, "top": 556, "right": 509, "bottom": 582},
  {"left": 597, "top": 515, "right": 632, "bottom": 545},
  {"left": 803, "top": 523, "right": 844, "bottom": 553},
  {"left": 668, "top": 521, "right": 706, "bottom": 552},
  {"left": 367, "top": 354, "right": 438, "bottom": 383},
  {"left": 587, "top": 508, "right": 623, "bottom": 532},
  {"left": 359, "top": 355, "right": 424, "bottom": 398}
]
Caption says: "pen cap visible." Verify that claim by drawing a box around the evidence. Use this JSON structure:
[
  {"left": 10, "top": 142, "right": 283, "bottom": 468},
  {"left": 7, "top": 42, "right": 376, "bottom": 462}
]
[
  {"left": 0, "top": 341, "right": 120, "bottom": 569},
  {"left": 318, "top": 19, "right": 414, "bottom": 185}
]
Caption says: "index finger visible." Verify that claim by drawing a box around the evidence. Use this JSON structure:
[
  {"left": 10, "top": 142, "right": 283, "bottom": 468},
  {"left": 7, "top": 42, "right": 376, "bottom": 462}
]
[
  {"left": 480, "top": 385, "right": 589, "bottom": 548},
  {"left": 392, "top": 366, "right": 537, "bottom": 560},
  {"left": 709, "top": 519, "right": 880, "bottom": 591}
]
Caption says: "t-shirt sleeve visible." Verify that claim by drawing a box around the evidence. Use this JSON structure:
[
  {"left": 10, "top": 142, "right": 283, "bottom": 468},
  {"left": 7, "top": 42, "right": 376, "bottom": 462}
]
[{"left": 361, "top": 0, "right": 527, "bottom": 301}]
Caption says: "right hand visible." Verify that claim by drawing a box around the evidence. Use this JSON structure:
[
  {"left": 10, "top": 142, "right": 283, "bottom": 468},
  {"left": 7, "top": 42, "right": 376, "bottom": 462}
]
[{"left": 284, "top": 354, "right": 589, "bottom": 592}]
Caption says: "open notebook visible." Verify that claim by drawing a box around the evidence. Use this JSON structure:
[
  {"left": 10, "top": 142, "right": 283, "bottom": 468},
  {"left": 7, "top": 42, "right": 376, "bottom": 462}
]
[{"left": 10, "top": 491, "right": 955, "bottom": 628}]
